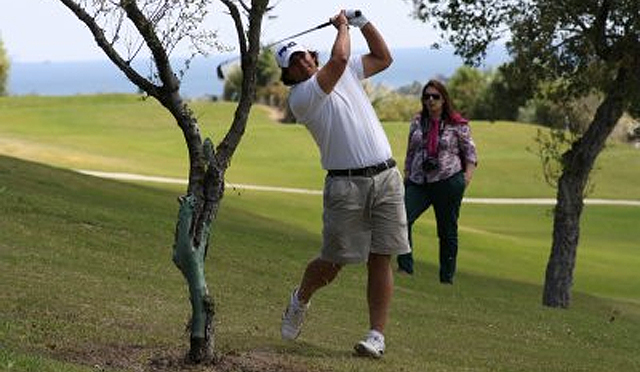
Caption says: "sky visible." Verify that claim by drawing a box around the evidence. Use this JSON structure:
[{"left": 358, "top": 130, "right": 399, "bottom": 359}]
[{"left": 0, "top": 0, "right": 439, "bottom": 63}]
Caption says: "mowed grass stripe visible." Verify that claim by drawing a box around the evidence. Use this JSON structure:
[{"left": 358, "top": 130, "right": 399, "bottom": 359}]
[{"left": 1, "top": 94, "right": 640, "bottom": 199}]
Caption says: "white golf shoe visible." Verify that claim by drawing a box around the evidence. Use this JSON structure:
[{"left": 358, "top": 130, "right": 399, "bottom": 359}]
[
  {"left": 281, "top": 288, "right": 309, "bottom": 340},
  {"left": 354, "top": 330, "right": 385, "bottom": 358}
]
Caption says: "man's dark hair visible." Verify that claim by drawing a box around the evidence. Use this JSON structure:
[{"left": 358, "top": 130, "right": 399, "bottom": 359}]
[{"left": 280, "top": 51, "right": 320, "bottom": 86}]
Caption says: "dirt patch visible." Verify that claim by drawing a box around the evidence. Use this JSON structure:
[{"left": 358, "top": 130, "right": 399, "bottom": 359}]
[
  {"left": 56, "top": 342, "right": 148, "bottom": 371},
  {"left": 150, "top": 349, "right": 315, "bottom": 372},
  {"left": 57, "top": 342, "right": 319, "bottom": 372}
]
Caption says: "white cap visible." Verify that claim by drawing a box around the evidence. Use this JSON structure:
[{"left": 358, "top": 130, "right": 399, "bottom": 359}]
[{"left": 274, "top": 40, "right": 307, "bottom": 68}]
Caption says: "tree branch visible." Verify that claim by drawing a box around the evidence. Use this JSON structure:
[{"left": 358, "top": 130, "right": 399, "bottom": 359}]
[
  {"left": 591, "top": 0, "right": 612, "bottom": 60},
  {"left": 215, "top": 0, "right": 267, "bottom": 166},
  {"left": 120, "top": 0, "right": 180, "bottom": 94},
  {"left": 58, "top": 0, "right": 160, "bottom": 96},
  {"left": 221, "top": 0, "right": 248, "bottom": 57},
  {"left": 238, "top": 0, "right": 251, "bottom": 14}
]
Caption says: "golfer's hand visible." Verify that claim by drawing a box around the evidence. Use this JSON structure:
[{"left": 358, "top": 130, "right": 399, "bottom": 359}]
[
  {"left": 346, "top": 9, "right": 368, "bottom": 28},
  {"left": 331, "top": 10, "right": 349, "bottom": 29}
]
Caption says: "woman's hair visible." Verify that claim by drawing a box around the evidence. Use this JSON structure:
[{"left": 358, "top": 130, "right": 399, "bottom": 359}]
[
  {"left": 280, "top": 50, "right": 320, "bottom": 86},
  {"left": 421, "top": 79, "right": 456, "bottom": 120}
]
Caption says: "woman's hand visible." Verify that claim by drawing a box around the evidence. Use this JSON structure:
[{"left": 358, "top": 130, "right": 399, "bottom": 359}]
[{"left": 464, "top": 163, "right": 476, "bottom": 187}]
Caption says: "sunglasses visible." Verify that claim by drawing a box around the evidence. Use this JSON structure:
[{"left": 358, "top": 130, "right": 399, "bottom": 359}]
[{"left": 423, "top": 93, "right": 442, "bottom": 101}]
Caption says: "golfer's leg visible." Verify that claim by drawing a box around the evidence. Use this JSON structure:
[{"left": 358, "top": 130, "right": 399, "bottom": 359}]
[
  {"left": 367, "top": 253, "right": 393, "bottom": 333},
  {"left": 297, "top": 257, "right": 342, "bottom": 303}
]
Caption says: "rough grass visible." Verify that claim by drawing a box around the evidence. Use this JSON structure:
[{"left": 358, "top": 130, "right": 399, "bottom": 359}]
[{"left": 1, "top": 155, "right": 639, "bottom": 372}]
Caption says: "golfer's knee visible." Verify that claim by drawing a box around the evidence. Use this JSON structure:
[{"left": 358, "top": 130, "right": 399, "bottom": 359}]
[
  {"left": 309, "top": 258, "right": 342, "bottom": 279},
  {"left": 367, "top": 253, "right": 391, "bottom": 267}
]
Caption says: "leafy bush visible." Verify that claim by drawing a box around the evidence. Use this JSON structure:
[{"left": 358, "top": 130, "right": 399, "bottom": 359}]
[
  {"left": 448, "top": 66, "right": 487, "bottom": 117},
  {"left": 365, "top": 81, "right": 420, "bottom": 122},
  {"left": 372, "top": 92, "right": 420, "bottom": 122},
  {"left": 222, "top": 65, "right": 242, "bottom": 101},
  {"left": 0, "top": 37, "right": 9, "bottom": 96},
  {"left": 518, "top": 90, "right": 602, "bottom": 134},
  {"left": 222, "top": 48, "right": 281, "bottom": 103}
]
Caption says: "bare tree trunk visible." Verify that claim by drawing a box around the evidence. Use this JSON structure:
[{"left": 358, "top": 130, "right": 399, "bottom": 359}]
[
  {"left": 543, "top": 68, "right": 628, "bottom": 307},
  {"left": 58, "top": 0, "right": 269, "bottom": 362},
  {"left": 543, "top": 164, "right": 585, "bottom": 307},
  {"left": 173, "top": 194, "right": 215, "bottom": 361},
  {"left": 168, "top": 1, "right": 267, "bottom": 362},
  {"left": 172, "top": 137, "right": 224, "bottom": 362}
]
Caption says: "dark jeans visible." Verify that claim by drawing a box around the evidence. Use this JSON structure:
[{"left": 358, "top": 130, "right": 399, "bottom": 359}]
[{"left": 397, "top": 172, "right": 465, "bottom": 282}]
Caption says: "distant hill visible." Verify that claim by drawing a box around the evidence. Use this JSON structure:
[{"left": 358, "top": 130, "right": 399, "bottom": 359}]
[{"left": 8, "top": 45, "right": 508, "bottom": 98}]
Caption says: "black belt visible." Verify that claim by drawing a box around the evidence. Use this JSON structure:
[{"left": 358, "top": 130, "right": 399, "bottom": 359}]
[{"left": 327, "top": 158, "right": 396, "bottom": 177}]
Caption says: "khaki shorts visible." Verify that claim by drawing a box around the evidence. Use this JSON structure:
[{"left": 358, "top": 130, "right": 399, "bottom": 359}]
[{"left": 320, "top": 167, "right": 411, "bottom": 264}]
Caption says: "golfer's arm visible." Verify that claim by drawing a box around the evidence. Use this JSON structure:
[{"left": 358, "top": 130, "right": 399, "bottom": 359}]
[
  {"left": 317, "top": 23, "right": 350, "bottom": 94},
  {"left": 360, "top": 22, "right": 393, "bottom": 78}
]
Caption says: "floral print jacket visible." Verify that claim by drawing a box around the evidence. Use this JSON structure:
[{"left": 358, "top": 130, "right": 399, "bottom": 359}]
[{"left": 404, "top": 112, "right": 478, "bottom": 184}]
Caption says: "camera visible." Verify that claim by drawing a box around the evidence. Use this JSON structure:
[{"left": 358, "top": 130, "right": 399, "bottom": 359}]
[{"left": 423, "top": 157, "right": 439, "bottom": 172}]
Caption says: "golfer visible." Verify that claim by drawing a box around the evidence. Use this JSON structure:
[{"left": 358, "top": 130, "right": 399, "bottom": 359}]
[{"left": 276, "top": 9, "right": 410, "bottom": 358}]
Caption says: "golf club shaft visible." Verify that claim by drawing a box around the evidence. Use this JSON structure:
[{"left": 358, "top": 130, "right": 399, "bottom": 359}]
[
  {"left": 217, "top": 22, "right": 330, "bottom": 78},
  {"left": 264, "top": 21, "right": 331, "bottom": 49},
  {"left": 217, "top": 10, "right": 361, "bottom": 79},
  {"left": 265, "top": 10, "right": 361, "bottom": 48}
]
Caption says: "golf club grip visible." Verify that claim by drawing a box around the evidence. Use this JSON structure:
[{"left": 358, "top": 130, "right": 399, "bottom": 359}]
[
  {"left": 265, "top": 10, "right": 363, "bottom": 49},
  {"left": 318, "top": 10, "right": 361, "bottom": 28},
  {"left": 316, "top": 10, "right": 362, "bottom": 29},
  {"left": 345, "top": 9, "right": 362, "bottom": 19}
]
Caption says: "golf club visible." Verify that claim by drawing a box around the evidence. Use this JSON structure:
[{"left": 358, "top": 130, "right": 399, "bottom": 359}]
[{"left": 216, "top": 10, "right": 361, "bottom": 80}]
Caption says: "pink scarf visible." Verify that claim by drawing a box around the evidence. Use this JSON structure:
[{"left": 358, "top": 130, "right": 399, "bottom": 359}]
[
  {"left": 425, "top": 112, "right": 468, "bottom": 157},
  {"left": 426, "top": 118, "right": 440, "bottom": 157}
]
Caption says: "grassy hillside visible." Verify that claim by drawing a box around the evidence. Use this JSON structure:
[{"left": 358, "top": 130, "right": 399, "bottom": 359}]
[
  {"left": 1, "top": 95, "right": 639, "bottom": 198},
  {"left": 1, "top": 155, "right": 639, "bottom": 372},
  {"left": 1, "top": 95, "right": 639, "bottom": 371}
]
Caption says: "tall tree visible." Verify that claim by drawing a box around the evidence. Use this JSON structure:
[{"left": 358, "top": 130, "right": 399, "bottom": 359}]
[
  {"left": 409, "top": 0, "right": 640, "bottom": 307},
  {"left": 58, "top": 0, "right": 269, "bottom": 362},
  {"left": 0, "top": 36, "right": 9, "bottom": 96},
  {"left": 447, "top": 65, "right": 487, "bottom": 117}
]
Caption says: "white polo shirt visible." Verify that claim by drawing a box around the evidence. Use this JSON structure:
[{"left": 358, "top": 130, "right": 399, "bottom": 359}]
[{"left": 288, "top": 56, "right": 392, "bottom": 170}]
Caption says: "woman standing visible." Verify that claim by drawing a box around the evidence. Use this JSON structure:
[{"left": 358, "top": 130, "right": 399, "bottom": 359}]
[{"left": 397, "top": 80, "right": 478, "bottom": 283}]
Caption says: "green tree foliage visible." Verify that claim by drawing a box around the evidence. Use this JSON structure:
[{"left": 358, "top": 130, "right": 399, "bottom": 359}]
[
  {"left": 518, "top": 87, "right": 602, "bottom": 134},
  {"left": 447, "top": 65, "right": 486, "bottom": 117},
  {"left": 223, "top": 48, "right": 289, "bottom": 117},
  {"left": 440, "top": 65, "right": 526, "bottom": 121},
  {"left": 255, "top": 48, "right": 279, "bottom": 87},
  {"left": 222, "top": 65, "right": 243, "bottom": 101},
  {"left": 410, "top": 0, "right": 640, "bottom": 308},
  {"left": 0, "top": 36, "right": 9, "bottom": 96},
  {"left": 224, "top": 47, "right": 281, "bottom": 101},
  {"left": 365, "top": 81, "right": 420, "bottom": 122},
  {"left": 477, "top": 65, "right": 529, "bottom": 121}
]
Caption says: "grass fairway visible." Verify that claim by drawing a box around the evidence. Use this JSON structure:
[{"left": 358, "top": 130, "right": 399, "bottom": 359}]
[
  {"left": 1, "top": 94, "right": 640, "bottom": 199},
  {"left": 1, "top": 95, "right": 640, "bottom": 371}
]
